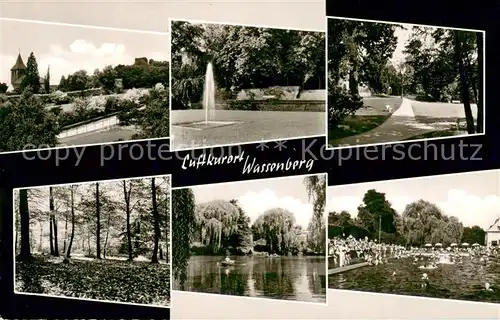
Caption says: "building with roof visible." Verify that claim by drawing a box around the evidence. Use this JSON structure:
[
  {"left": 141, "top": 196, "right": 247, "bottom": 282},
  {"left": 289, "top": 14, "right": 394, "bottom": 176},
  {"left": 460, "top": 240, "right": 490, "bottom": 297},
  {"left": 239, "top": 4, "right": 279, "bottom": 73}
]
[
  {"left": 11, "top": 52, "right": 46, "bottom": 92},
  {"left": 485, "top": 218, "right": 500, "bottom": 247}
]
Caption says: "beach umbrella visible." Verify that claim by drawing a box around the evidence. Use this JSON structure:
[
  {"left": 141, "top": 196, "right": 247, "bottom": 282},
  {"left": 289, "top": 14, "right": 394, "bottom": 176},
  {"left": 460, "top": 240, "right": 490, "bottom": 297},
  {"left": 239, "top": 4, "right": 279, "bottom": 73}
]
[
  {"left": 450, "top": 243, "right": 457, "bottom": 247},
  {"left": 461, "top": 242, "right": 469, "bottom": 246},
  {"left": 435, "top": 243, "right": 442, "bottom": 247},
  {"left": 472, "top": 243, "right": 480, "bottom": 247},
  {"left": 424, "top": 243, "right": 432, "bottom": 247}
]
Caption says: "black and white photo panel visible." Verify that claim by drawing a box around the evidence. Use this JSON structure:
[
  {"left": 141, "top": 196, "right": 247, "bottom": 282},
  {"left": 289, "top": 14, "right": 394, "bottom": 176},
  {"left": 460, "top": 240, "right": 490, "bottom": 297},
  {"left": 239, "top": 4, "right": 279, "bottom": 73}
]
[
  {"left": 326, "top": 16, "right": 485, "bottom": 149},
  {"left": 327, "top": 169, "right": 500, "bottom": 305},
  {"left": 169, "top": 19, "right": 326, "bottom": 151},
  {"left": 0, "top": 17, "right": 169, "bottom": 155},
  {"left": 13, "top": 175, "right": 172, "bottom": 308},
  {"left": 171, "top": 173, "right": 327, "bottom": 304}
]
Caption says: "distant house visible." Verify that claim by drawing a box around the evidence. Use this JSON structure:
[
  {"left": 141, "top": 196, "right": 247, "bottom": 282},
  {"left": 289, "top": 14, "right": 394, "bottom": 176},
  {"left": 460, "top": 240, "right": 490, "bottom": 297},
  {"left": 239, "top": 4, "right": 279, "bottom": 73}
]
[
  {"left": 10, "top": 52, "right": 45, "bottom": 92},
  {"left": 134, "top": 57, "right": 149, "bottom": 66},
  {"left": 485, "top": 218, "right": 500, "bottom": 247},
  {"left": 298, "top": 230, "right": 310, "bottom": 242}
]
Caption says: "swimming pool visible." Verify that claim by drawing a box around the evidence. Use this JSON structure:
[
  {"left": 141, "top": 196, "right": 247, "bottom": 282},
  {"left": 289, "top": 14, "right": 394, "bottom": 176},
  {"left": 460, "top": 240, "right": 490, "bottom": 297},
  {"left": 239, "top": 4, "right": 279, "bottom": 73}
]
[{"left": 328, "top": 255, "right": 500, "bottom": 303}]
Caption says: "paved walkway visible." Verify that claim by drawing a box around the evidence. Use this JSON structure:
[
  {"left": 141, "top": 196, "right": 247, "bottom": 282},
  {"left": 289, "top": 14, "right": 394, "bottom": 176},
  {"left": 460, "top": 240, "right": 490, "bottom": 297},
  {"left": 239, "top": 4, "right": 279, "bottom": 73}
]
[{"left": 336, "top": 98, "right": 447, "bottom": 146}]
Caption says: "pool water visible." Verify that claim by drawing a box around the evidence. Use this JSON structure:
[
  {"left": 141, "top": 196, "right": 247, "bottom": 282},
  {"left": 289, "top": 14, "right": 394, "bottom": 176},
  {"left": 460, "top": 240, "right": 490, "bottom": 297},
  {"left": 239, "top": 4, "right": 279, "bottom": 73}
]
[{"left": 329, "top": 256, "right": 500, "bottom": 303}]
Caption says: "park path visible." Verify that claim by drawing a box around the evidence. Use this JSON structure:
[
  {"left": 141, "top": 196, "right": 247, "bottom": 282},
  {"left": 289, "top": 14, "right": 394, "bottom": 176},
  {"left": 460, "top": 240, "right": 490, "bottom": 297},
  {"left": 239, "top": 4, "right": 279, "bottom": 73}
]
[{"left": 336, "top": 98, "right": 440, "bottom": 146}]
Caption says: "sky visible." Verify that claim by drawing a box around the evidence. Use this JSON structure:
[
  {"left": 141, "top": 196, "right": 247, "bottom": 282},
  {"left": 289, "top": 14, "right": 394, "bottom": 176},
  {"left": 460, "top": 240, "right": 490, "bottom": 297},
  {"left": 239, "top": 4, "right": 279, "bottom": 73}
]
[
  {"left": 391, "top": 24, "right": 413, "bottom": 64},
  {"left": 0, "top": 1, "right": 324, "bottom": 90},
  {"left": 0, "top": 19, "right": 169, "bottom": 90},
  {"left": 326, "top": 170, "right": 500, "bottom": 230},
  {"left": 190, "top": 174, "right": 325, "bottom": 229}
]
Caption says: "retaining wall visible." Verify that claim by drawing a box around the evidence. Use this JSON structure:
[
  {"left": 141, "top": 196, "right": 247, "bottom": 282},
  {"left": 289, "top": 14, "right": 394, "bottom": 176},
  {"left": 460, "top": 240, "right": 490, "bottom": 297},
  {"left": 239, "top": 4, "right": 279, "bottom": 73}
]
[{"left": 57, "top": 114, "right": 119, "bottom": 139}]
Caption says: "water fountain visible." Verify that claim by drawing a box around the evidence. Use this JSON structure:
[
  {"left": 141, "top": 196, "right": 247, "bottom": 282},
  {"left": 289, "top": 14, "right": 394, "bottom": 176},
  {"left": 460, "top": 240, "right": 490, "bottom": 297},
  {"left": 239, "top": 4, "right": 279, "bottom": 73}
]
[
  {"left": 203, "top": 62, "right": 216, "bottom": 123},
  {"left": 175, "top": 62, "right": 239, "bottom": 130}
]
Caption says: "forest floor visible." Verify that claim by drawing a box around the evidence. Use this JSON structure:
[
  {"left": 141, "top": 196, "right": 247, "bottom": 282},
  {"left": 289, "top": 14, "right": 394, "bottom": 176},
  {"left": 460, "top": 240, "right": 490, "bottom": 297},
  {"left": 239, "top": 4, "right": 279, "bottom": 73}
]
[{"left": 15, "top": 254, "right": 170, "bottom": 306}]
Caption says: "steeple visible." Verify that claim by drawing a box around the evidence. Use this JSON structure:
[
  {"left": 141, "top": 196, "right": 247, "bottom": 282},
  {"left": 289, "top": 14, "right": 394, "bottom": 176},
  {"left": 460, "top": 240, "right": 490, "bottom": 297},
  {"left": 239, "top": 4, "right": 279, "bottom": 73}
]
[{"left": 11, "top": 52, "right": 27, "bottom": 71}]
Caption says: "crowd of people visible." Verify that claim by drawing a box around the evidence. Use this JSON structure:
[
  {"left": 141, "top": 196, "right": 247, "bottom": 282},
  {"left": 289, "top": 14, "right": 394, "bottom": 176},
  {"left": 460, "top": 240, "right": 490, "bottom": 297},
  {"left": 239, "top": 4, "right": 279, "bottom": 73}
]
[
  {"left": 328, "top": 236, "right": 406, "bottom": 268},
  {"left": 328, "top": 235, "right": 500, "bottom": 269}
]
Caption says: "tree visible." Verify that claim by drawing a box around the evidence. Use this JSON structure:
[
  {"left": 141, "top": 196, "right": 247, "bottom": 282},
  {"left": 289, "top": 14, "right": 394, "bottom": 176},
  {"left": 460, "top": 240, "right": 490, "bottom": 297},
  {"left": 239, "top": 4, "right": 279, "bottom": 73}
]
[
  {"left": 121, "top": 180, "right": 140, "bottom": 261},
  {"left": 0, "top": 83, "right": 8, "bottom": 93},
  {"left": 44, "top": 66, "right": 51, "bottom": 93},
  {"left": 150, "top": 178, "right": 161, "bottom": 263},
  {"left": 194, "top": 200, "right": 240, "bottom": 253},
  {"left": 401, "top": 199, "right": 462, "bottom": 246},
  {"left": 172, "top": 188, "right": 196, "bottom": 287},
  {"left": 462, "top": 225, "right": 486, "bottom": 245},
  {"left": 357, "top": 189, "right": 398, "bottom": 238},
  {"left": 95, "top": 182, "right": 102, "bottom": 259},
  {"left": 252, "top": 208, "right": 297, "bottom": 255},
  {"left": 118, "top": 85, "right": 169, "bottom": 139},
  {"left": 64, "top": 185, "right": 77, "bottom": 262},
  {"left": 171, "top": 21, "right": 325, "bottom": 109},
  {"left": 453, "top": 30, "right": 475, "bottom": 133},
  {"left": 303, "top": 175, "right": 327, "bottom": 253},
  {"left": 0, "top": 88, "right": 60, "bottom": 152},
  {"left": 49, "top": 186, "right": 60, "bottom": 256},
  {"left": 228, "top": 199, "right": 253, "bottom": 253},
  {"left": 20, "top": 52, "right": 41, "bottom": 93},
  {"left": 475, "top": 32, "right": 484, "bottom": 133},
  {"left": 18, "top": 189, "right": 31, "bottom": 261}
]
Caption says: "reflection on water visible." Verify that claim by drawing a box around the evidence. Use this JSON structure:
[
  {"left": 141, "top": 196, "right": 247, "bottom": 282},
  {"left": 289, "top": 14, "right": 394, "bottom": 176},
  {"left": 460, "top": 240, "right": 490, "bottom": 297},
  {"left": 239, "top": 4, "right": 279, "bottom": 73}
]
[
  {"left": 329, "top": 256, "right": 500, "bottom": 303},
  {"left": 174, "top": 256, "right": 326, "bottom": 303}
]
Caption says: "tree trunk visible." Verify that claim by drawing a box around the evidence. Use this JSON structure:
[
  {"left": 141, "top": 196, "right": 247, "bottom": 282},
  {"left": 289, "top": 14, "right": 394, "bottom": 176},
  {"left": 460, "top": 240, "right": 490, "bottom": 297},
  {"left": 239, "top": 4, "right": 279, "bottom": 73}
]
[
  {"left": 18, "top": 189, "right": 31, "bottom": 261},
  {"left": 64, "top": 187, "right": 76, "bottom": 261},
  {"left": 124, "top": 181, "right": 134, "bottom": 262},
  {"left": 151, "top": 178, "right": 161, "bottom": 263},
  {"left": 103, "top": 211, "right": 111, "bottom": 259},
  {"left": 52, "top": 214, "right": 59, "bottom": 256},
  {"left": 454, "top": 31, "right": 475, "bottom": 134},
  {"left": 49, "top": 212, "right": 54, "bottom": 255},
  {"left": 39, "top": 222, "right": 43, "bottom": 252},
  {"left": 476, "top": 32, "right": 484, "bottom": 133},
  {"left": 63, "top": 216, "right": 68, "bottom": 254},
  {"left": 87, "top": 227, "right": 92, "bottom": 256},
  {"left": 95, "top": 182, "right": 101, "bottom": 259}
]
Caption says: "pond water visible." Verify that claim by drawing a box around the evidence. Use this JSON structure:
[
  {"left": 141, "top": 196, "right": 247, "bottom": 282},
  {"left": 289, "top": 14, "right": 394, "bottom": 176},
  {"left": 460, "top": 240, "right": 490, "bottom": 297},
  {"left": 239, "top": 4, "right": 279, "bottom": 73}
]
[
  {"left": 174, "top": 255, "right": 326, "bottom": 303},
  {"left": 329, "top": 255, "right": 500, "bottom": 303}
]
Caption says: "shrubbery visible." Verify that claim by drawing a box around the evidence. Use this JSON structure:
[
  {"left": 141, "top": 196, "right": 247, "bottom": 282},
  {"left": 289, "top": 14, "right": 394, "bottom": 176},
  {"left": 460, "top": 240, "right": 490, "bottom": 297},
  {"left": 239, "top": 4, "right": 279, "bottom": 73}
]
[{"left": 327, "top": 85, "right": 363, "bottom": 128}]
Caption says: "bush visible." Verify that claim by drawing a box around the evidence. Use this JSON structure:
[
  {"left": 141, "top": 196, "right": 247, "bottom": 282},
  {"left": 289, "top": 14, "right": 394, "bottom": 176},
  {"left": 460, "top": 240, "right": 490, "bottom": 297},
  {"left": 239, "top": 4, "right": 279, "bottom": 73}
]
[
  {"left": 327, "top": 85, "right": 363, "bottom": 127},
  {"left": 57, "top": 98, "right": 105, "bottom": 128},
  {"left": 263, "top": 87, "right": 285, "bottom": 100},
  {"left": 50, "top": 90, "right": 72, "bottom": 105},
  {"left": 415, "top": 94, "right": 436, "bottom": 102},
  {"left": 121, "top": 88, "right": 150, "bottom": 103}
]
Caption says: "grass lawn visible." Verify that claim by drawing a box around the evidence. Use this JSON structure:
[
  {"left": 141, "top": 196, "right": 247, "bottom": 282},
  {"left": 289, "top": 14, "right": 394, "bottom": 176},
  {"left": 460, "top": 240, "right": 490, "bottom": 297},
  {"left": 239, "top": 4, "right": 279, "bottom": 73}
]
[
  {"left": 328, "top": 115, "right": 388, "bottom": 142},
  {"left": 402, "top": 130, "right": 457, "bottom": 141},
  {"left": 15, "top": 256, "right": 170, "bottom": 306},
  {"left": 328, "top": 97, "right": 402, "bottom": 145}
]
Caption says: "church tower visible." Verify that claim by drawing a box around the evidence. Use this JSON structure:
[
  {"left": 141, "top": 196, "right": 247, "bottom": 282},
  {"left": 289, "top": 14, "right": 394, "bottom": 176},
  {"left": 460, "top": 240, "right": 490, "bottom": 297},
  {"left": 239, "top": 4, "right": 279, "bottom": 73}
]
[{"left": 11, "top": 51, "right": 27, "bottom": 91}]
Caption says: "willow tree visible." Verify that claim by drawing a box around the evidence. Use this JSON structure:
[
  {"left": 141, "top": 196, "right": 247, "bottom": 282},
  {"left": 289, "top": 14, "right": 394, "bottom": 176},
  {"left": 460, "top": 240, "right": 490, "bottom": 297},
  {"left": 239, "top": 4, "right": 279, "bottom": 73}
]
[
  {"left": 304, "top": 175, "right": 327, "bottom": 254},
  {"left": 401, "top": 199, "right": 463, "bottom": 246},
  {"left": 252, "top": 208, "right": 297, "bottom": 255},
  {"left": 195, "top": 200, "right": 240, "bottom": 253}
]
